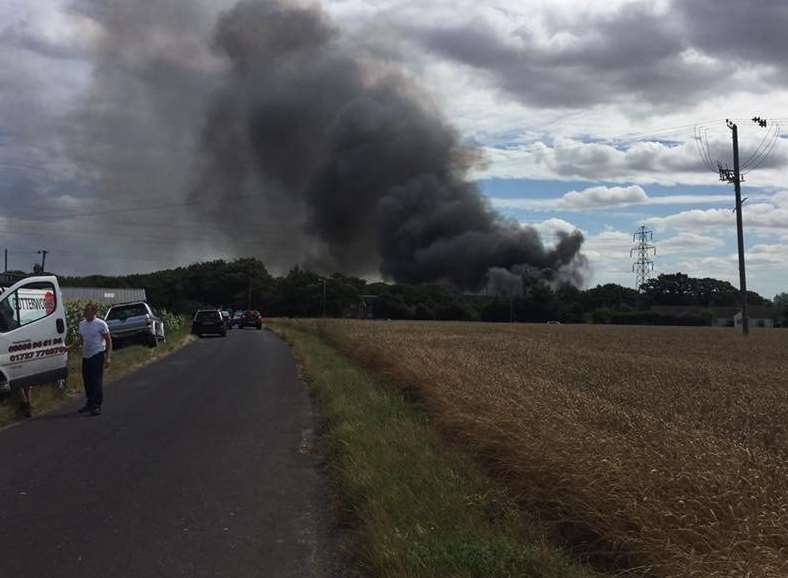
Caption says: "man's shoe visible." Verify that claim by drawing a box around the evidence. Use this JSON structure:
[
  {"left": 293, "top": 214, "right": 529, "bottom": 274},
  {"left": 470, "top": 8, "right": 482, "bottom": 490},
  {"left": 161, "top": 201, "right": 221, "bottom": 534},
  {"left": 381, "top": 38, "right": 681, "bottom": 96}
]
[
  {"left": 90, "top": 407, "right": 101, "bottom": 416},
  {"left": 77, "top": 405, "right": 90, "bottom": 414}
]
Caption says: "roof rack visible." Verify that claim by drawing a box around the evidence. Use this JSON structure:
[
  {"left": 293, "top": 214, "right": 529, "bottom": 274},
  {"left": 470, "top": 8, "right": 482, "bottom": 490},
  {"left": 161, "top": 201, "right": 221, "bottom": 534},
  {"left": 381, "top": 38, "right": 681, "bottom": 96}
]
[
  {"left": 106, "top": 300, "right": 150, "bottom": 307},
  {"left": 0, "top": 272, "right": 54, "bottom": 286}
]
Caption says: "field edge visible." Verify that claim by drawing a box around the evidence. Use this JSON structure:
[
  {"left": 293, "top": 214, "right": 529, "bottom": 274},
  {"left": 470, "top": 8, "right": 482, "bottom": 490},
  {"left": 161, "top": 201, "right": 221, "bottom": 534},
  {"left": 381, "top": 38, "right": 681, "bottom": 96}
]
[{"left": 269, "top": 319, "right": 603, "bottom": 578}]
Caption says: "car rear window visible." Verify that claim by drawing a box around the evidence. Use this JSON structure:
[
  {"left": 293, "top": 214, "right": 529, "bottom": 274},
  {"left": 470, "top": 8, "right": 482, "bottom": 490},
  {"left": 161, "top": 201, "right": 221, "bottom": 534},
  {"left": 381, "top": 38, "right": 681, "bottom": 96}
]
[
  {"left": 195, "top": 311, "right": 220, "bottom": 321},
  {"left": 106, "top": 303, "right": 148, "bottom": 320}
]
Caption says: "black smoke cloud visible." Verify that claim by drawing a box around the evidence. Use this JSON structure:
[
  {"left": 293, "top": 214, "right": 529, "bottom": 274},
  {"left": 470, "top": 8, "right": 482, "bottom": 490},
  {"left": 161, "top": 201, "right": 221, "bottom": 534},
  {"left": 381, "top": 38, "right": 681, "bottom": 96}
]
[{"left": 190, "top": 0, "right": 585, "bottom": 289}]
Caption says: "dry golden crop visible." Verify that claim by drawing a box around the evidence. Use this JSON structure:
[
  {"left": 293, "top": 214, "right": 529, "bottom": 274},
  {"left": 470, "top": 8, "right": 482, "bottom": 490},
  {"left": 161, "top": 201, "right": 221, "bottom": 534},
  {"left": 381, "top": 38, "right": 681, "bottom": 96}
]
[{"left": 293, "top": 320, "right": 788, "bottom": 577}]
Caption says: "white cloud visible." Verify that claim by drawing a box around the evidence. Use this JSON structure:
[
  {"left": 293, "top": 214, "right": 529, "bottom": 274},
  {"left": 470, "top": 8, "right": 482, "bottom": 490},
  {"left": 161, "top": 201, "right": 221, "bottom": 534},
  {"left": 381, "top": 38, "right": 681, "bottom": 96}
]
[
  {"left": 475, "top": 135, "right": 788, "bottom": 187},
  {"left": 675, "top": 255, "right": 738, "bottom": 283},
  {"left": 647, "top": 198, "right": 788, "bottom": 233},
  {"left": 525, "top": 217, "right": 581, "bottom": 240},
  {"left": 490, "top": 186, "right": 732, "bottom": 212},
  {"left": 676, "top": 246, "right": 788, "bottom": 297},
  {"left": 772, "top": 191, "right": 788, "bottom": 207},
  {"left": 747, "top": 243, "right": 788, "bottom": 266},
  {"left": 647, "top": 208, "right": 733, "bottom": 230},
  {"left": 658, "top": 232, "right": 725, "bottom": 255},
  {"left": 582, "top": 230, "right": 632, "bottom": 267},
  {"left": 559, "top": 185, "right": 646, "bottom": 209}
]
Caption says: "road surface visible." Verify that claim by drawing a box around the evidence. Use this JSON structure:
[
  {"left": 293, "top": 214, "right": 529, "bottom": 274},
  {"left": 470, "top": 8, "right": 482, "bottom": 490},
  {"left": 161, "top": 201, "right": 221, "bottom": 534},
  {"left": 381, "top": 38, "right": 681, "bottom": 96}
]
[{"left": 0, "top": 328, "right": 339, "bottom": 578}]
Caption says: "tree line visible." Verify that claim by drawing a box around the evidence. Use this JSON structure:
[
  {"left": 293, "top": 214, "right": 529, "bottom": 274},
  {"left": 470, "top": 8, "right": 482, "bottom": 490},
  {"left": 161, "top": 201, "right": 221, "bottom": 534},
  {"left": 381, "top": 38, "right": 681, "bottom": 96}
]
[{"left": 58, "top": 259, "right": 786, "bottom": 326}]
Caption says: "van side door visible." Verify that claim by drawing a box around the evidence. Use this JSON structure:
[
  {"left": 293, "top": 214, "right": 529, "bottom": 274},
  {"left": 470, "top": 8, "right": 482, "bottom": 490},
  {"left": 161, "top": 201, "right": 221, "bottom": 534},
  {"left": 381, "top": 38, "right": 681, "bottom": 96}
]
[{"left": 0, "top": 277, "right": 68, "bottom": 389}]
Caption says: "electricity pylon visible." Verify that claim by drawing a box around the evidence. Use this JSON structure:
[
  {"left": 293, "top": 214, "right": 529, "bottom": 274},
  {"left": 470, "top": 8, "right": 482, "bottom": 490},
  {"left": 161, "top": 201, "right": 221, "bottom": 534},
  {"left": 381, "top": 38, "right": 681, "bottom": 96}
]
[{"left": 631, "top": 225, "right": 656, "bottom": 291}]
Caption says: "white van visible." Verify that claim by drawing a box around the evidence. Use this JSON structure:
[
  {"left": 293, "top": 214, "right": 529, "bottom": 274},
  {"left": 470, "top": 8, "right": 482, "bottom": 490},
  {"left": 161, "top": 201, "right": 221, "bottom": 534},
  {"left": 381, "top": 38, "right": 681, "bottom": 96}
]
[{"left": 0, "top": 275, "right": 68, "bottom": 393}]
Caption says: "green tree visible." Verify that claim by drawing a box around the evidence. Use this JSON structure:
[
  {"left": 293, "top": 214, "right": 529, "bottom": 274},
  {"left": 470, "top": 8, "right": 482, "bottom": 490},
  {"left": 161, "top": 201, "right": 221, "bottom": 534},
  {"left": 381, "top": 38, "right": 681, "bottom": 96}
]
[
  {"left": 582, "top": 283, "right": 639, "bottom": 310},
  {"left": 641, "top": 273, "right": 768, "bottom": 307}
]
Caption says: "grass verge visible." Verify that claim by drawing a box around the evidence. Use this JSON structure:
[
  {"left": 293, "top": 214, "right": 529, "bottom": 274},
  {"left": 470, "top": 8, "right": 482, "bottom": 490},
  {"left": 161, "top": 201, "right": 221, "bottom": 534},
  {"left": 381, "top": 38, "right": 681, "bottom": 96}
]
[
  {"left": 0, "top": 327, "right": 195, "bottom": 427},
  {"left": 270, "top": 320, "right": 601, "bottom": 578}
]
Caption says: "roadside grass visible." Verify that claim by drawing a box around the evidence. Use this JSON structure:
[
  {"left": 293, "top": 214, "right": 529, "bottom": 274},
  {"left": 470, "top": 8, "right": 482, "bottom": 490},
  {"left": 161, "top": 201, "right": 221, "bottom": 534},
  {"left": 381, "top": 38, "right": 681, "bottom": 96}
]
[
  {"left": 270, "top": 320, "right": 601, "bottom": 578},
  {"left": 0, "top": 327, "right": 194, "bottom": 428}
]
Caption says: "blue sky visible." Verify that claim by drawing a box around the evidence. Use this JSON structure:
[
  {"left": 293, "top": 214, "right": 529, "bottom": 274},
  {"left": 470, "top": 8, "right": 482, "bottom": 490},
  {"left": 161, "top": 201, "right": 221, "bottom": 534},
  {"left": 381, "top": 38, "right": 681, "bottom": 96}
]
[
  {"left": 478, "top": 177, "right": 787, "bottom": 295},
  {"left": 1, "top": 0, "right": 787, "bottom": 297}
]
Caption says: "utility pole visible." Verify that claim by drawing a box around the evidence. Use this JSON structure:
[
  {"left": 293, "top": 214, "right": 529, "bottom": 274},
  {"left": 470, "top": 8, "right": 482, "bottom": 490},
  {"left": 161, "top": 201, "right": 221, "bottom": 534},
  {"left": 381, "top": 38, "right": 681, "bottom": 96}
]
[
  {"left": 4, "top": 249, "right": 7, "bottom": 273},
  {"left": 37, "top": 249, "right": 48, "bottom": 273},
  {"left": 630, "top": 226, "right": 656, "bottom": 291},
  {"left": 321, "top": 278, "right": 327, "bottom": 318},
  {"left": 718, "top": 119, "right": 749, "bottom": 336}
]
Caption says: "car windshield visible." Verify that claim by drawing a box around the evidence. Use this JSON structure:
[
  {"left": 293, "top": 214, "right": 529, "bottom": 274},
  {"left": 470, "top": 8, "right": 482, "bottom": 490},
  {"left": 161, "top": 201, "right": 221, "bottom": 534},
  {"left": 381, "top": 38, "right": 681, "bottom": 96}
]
[
  {"left": 195, "top": 311, "right": 220, "bottom": 321},
  {"left": 106, "top": 304, "right": 148, "bottom": 320}
]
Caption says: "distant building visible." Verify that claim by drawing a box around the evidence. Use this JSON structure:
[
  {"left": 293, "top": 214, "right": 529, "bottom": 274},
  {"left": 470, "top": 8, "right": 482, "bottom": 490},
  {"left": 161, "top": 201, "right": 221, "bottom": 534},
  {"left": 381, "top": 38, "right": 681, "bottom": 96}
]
[
  {"left": 61, "top": 287, "right": 147, "bottom": 305},
  {"left": 735, "top": 309, "right": 775, "bottom": 329},
  {"left": 650, "top": 305, "right": 776, "bottom": 327},
  {"left": 360, "top": 295, "right": 377, "bottom": 318}
]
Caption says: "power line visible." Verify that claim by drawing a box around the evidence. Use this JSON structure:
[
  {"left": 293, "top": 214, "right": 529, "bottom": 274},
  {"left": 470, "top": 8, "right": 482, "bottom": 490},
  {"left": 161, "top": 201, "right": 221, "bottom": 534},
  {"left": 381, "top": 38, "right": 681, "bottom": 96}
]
[
  {"left": 0, "top": 238, "right": 261, "bottom": 267},
  {"left": 742, "top": 122, "right": 781, "bottom": 175},
  {"left": 740, "top": 122, "right": 777, "bottom": 170},
  {"left": 1, "top": 119, "right": 732, "bottom": 223},
  {"left": 694, "top": 125, "right": 719, "bottom": 172},
  {"left": 0, "top": 217, "right": 293, "bottom": 248}
]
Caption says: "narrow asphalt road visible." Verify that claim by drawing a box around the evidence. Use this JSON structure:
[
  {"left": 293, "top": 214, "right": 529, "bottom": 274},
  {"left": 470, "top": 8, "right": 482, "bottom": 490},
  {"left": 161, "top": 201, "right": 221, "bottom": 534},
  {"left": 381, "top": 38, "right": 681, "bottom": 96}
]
[{"left": 0, "top": 328, "right": 337, "bottom": 578}]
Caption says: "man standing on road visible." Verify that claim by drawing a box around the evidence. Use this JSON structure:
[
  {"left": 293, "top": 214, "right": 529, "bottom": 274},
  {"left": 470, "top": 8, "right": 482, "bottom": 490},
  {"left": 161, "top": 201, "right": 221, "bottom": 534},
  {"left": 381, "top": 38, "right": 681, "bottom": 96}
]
[{"left": 78, "top": 303, "right": 112, "bottom": 416}]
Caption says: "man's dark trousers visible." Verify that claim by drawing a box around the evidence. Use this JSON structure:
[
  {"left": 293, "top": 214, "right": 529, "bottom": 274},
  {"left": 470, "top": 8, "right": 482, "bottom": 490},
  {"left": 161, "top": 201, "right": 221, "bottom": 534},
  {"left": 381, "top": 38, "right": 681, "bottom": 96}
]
[{"left": 82, "top": 351, "right": 105, "bottom": 410}]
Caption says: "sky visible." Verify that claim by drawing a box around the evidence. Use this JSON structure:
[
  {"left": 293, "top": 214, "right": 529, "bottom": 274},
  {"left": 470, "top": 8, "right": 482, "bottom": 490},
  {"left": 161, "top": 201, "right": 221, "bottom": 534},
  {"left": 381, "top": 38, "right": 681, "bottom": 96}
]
[{"left": 1, "top": 0, "right": 787, "bottom": 297}]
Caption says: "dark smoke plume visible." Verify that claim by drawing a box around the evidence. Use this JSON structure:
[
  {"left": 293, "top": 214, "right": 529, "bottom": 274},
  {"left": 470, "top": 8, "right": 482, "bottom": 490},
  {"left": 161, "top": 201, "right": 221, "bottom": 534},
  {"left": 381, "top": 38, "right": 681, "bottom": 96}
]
[
  {"left": 67, "top": 0, "right": 585, "bottom": 287},
  {"left": 190, "top": 0, "right": 586, "bottom": 289}
]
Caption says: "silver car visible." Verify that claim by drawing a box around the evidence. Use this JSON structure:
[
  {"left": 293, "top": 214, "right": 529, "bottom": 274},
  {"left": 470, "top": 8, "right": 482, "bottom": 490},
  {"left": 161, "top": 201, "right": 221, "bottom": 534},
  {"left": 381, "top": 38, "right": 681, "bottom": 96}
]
[{"left": 105, "top": 301, "right": 165, "bottom": 347}]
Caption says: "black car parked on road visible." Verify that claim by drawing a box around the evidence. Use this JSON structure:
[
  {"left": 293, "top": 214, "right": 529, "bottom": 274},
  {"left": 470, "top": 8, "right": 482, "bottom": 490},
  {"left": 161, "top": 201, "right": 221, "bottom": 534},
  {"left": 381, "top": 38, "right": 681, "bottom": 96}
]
[
  {"left": 239, "top": 310, "right": 262, "bottom": 330},
  {"left": 192, "top": 309, "right": 227, "bottom": 337}
]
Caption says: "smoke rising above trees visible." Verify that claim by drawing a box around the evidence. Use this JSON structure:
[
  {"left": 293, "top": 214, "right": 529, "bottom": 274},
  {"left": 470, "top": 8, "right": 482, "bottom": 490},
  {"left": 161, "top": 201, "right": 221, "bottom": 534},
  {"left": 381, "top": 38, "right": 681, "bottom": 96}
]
[
  {"left": 192, "top": 0, "right": 585, "bottom": 289},
  {"left": 71, "top": 0, "right": 586, "bottom": 290}
]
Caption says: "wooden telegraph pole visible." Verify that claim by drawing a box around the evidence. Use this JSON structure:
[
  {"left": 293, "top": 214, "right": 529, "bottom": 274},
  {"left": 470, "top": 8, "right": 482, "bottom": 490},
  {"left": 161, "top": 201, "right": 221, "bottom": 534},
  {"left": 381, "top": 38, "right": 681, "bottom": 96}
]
[{"left": 719, "top": 120, "right": 748, "bottom": 336}]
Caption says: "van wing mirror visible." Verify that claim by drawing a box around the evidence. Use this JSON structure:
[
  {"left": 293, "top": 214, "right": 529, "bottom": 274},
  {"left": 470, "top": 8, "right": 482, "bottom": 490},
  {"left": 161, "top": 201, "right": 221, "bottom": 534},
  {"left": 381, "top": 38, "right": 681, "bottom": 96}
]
[{"left": 56, "top": 318, "right": 65, "bottom": 334}]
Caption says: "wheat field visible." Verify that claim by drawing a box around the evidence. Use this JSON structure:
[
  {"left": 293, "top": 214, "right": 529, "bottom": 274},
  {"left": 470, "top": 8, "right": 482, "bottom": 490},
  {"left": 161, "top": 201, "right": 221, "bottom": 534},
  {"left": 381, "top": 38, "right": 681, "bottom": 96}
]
[{"left": 292, "top": 320, "right": 788, "bottom": 577}]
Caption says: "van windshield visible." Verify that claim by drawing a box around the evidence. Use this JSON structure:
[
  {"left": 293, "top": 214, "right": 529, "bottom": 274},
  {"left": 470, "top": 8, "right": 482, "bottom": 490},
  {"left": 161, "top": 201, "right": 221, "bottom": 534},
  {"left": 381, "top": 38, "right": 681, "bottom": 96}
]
[{"left": 106, "top": 304, "right": 148, "bottom": 320}]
